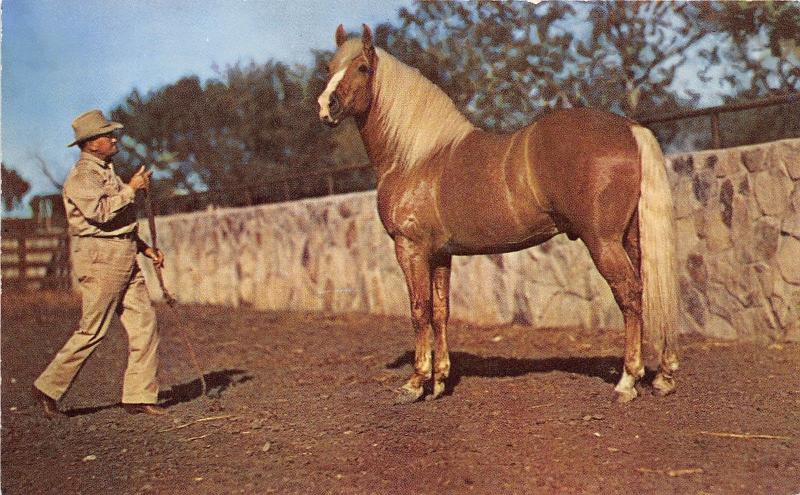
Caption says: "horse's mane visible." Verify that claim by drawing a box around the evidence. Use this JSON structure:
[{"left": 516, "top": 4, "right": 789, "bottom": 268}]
[{"left": 372, "top": 47, "right": 475, "bottom": 170}]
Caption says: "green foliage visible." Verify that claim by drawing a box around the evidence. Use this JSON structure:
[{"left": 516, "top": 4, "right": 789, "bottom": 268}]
[
  {"left": 377, "top": 0, "right": 797, "bottom": 147},
  {"left": 111, "top": 61, "right": 338, "bottom": 211},
  {"left": 685, "top": 2, "right": 800, "bottom": 148},
  {"left": 372, "top": 1, "right": 723, "bottom": 131},
  {"left": 372, "top": 1, "right": 581, "bottom": 131}
]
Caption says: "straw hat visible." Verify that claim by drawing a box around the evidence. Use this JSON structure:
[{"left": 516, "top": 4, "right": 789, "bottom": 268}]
[{"left": 67, "top": 109, "right": 124, "bottom": 147}]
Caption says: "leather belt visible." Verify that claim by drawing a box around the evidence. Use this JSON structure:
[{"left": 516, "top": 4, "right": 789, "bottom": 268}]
[{"left": 91, "top": 231, "right": 135, "bottom": 240}]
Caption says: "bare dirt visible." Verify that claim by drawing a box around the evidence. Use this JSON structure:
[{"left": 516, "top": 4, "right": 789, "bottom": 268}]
[{"left": 2, "top": 291, "right": 799, "bottom": 494}]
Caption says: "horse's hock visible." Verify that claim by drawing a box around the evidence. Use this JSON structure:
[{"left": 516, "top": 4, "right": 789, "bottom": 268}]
[{"left": 134, "top": 138, "right": 800, "bottom": 342}]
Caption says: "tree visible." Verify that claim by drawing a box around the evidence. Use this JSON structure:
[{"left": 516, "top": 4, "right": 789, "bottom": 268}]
[
  {"left": 371, "top": 1, "right": 578, "bottom": 131},
  {"left": 702, "top": 1, "right": 800, "bottom": 95},
  {"left": 1, "top": 163, "right": 31, "bottom": 211},
  {"left": 31, "top": 152, "right": 64, "bottom": 191},
  {"left": 372, "top": 0, "right": 797, "bottom": 145},
  {"left": 111, "top": 60, "right": 339, "bottom": 212},
  {"left": 693, "top": 1, "right": 800, "bottom": 148},
  {"left": 369, "top": 1, "right": 716, "bottom": 131}
]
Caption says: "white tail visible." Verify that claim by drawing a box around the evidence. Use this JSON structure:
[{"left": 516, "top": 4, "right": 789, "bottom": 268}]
[{"left": 631, "top": 125, "right": 679, "bottom": 372}]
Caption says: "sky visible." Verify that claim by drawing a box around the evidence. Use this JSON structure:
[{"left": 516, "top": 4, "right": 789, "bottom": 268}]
[{"left": 1, "top": 0, "right": 413, "bottom": 216}]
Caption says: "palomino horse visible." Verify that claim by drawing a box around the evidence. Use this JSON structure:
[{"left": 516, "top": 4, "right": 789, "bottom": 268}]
[{"left": 318, "top": 25, "right": 679, "bottom": 404}]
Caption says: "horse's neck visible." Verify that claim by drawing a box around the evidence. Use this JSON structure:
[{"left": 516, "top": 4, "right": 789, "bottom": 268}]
[
  {"left": 358, "top": 96, "right": 474, "bottom": 180},
  {"left": 358, "top": 52, "right": 475, "bottom": 179},
  {"left": 357, "top": 111, "right": 399, "bottom": 178}
]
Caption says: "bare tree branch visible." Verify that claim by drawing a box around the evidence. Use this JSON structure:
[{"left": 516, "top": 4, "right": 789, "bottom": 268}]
[{"left": 31, "top": 152, "right": 64, "bottom": 190}]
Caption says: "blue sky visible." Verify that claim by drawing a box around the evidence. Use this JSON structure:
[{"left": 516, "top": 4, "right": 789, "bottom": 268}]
[{"left": 1, "top": 0, "right": 413, "bottom": 216}]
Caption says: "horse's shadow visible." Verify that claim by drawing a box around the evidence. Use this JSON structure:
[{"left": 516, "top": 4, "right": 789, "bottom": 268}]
[
  {"left": 62, "top": 369, "right": 252, "bottom": 417},
  {"left": 387, "top": 351, "right": 657, "bottom": 393}
]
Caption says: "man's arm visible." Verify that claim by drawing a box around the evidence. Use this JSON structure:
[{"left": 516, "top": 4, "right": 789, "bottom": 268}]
[
  {"left": 135, "top": 234, "right": 150, "bottom": 254},
  {"left": 64, "top": 168, "right": 136, "bottom": 225},
  {"left": 64, "top": 165, "right": 151, "bottom": 226},
  {"left": 135, "top": 233, "right": 165, "bottom": 268}
]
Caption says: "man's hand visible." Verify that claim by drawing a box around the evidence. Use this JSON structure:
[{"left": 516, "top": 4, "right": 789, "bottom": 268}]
[
  {"left": 144, "top": 247, "right": 165, "bottom": 269},
  {"left": 128, "top": 166, "right": 152, "bottom": 191}
]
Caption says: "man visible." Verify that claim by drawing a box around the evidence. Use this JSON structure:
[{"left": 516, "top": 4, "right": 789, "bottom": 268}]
[{"left": 32, "top": 109, "right": 168, "bottom": 417}]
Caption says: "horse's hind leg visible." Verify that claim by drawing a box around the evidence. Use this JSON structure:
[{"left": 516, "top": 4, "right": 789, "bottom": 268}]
[
  {"left": 393, "top": 237, "right": 433, "bottom": 404},
  {"left": 427, "top": 254, "right": 452, "bottom": 401},
  {"left": 623, "top": 212, "right": 678, "bottom": 397},
  {"left": 584, "top": 235, "right": 644, "bottom": 403}
]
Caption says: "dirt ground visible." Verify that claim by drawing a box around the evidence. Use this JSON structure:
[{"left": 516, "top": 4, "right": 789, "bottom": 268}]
[{"left": 2, "top": 291, "right": 799, "bottom": 495}]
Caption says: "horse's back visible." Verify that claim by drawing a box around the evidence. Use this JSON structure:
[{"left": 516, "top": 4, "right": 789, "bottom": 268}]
[{"left": 530, "top": 108, "right": 639, "bottom": 171}]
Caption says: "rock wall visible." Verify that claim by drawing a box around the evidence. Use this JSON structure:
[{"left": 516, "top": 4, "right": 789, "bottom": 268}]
[
  {"left": 667, "top": 139, "right": 800, "bottom": 341},
  {"left": 136, "top": 138, "right": 800, "bottom": 341}
]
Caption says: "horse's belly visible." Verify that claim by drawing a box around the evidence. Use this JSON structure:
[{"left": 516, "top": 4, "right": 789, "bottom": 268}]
[
  {"left": 440, "top": 196, "right": 559, "bottom": 254},
  {"left": 437, "top": 134, "right": 559, "bottom": 254}
]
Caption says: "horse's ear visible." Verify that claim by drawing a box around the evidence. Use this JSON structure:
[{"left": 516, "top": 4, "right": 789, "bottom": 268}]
[
  {"left": 361, "top": 24, "right": 375, "bottom": 62},
  {"left": 336, "top": 24, "right": 347, "bottom": 47}
]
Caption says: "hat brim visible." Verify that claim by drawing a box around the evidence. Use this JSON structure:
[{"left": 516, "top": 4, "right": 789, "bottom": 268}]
[{"left": 67, "top": 121, "right": 124, "bottom": 147}]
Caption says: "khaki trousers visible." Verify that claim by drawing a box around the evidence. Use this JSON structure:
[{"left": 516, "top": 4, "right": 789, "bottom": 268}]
[{"left": 34, "top": 236, "right": 160, "bottom": 404}]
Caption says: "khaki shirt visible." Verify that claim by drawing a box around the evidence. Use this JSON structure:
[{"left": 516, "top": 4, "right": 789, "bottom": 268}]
[{"left": 63, "top": 152, "right": 139, "bottom": 238}]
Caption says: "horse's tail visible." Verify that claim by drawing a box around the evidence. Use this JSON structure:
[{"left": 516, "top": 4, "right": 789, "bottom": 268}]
[{"left": 631, "top": 125, "right": 679, "bottom": 373}]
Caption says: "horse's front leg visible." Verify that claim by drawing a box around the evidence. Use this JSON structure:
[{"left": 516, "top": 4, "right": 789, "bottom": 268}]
[
  {"left": 427, "top": 254, "right": 452, "bottom": 401},
  {"left": 393, "top": 237, "right": 433, "bottom": 405}
]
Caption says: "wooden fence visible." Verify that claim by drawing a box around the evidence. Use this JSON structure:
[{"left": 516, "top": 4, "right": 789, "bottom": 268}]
[
  {"left": 1, "top": 222, "right": 71, "bottom": 291},
  {"left": 638, "top": 93, "right": 799, "bottom": 149}
]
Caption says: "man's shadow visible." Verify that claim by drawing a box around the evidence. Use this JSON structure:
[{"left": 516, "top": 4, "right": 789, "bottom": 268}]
[
  {"left": 63, "top": 369, "right": 252, "bottom": 416},
  {"left": 387, "top": 351, "right": 657, "bottom": 395},
  {"left": 159, "top": 369, "right": 253, "bottom": 406}
]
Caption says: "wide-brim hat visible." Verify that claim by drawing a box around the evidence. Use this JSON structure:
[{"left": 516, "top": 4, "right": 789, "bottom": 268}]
[{"left": 67, "top": 109, "right": 124, "bottom": 147}]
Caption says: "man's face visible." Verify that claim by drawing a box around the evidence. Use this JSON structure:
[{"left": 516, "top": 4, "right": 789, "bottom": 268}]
[{"left": 84, "top": 132, "right": 119, "bottom": 160}]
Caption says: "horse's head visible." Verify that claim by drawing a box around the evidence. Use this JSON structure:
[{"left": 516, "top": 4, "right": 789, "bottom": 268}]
[{"left": 317, "top": 24, "right": 376, "bottom": 127}]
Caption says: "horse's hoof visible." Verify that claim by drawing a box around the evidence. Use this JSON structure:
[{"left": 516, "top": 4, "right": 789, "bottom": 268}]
[
  {"left": 614, "top": 387, "right": 638, "bottom": 404},
  {"left": 424, "top": 381, "right": 446, "bottom": 401},
  {"left": 394, "top": 387, "right": 423, "bottom": 405},
  {"left": 652, "top": 374, "right": 676, "bottom": 397}
]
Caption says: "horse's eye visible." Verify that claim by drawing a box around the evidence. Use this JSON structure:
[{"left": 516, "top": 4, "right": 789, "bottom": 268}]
[{"left": 358, "top": 64, "right": 370, "bottom": 74}]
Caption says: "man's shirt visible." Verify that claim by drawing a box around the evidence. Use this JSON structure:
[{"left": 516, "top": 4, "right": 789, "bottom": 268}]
[{"left": 63, "top": 152, "right": 138, "bottom": 237}]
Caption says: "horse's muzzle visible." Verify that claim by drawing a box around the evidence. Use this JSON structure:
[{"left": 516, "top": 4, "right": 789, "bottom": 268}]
[
  {"left": 322, "top": 93, "right": 343, "bottom": 127},
  {"left": 328, "top": 92, "right": 341, "bottom": 115},
  {"left": 318, "top": 92, "right": 342, "bottom": 127},
  {"left": 320, "top": 115, "right": 340, "bottom": 128}
]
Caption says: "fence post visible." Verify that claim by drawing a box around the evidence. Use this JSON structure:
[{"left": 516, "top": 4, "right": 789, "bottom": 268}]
[
  {"left": 327, "top": 173, "right": 335, "bottom": 195},
  {"left": 283, "top": 180, "right": 291, "bottom": 201},
  {"left": 710, "top": 113, "right": 722, "bottom": 149},
  {"left": 58, "top": 235, "right": 71, "bottom": 290},
  {"left": 18, "top": 233, "right": 27, "bottom": 290}
]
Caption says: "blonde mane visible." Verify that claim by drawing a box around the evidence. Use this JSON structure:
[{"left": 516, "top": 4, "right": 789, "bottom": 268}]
[{"left": 372, "top": 48, "right": 475, "bottom": 170}]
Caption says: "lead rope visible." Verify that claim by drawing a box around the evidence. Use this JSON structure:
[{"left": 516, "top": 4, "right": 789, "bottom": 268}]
[{"left": 144, "top": 186, "right": 208, "bottom": 397}]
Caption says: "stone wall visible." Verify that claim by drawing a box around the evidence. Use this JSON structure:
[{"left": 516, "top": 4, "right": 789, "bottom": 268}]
[
  {"left": 667, "top": 139, "right": 800, "bottom": 341},
  {"left": 137, "top": 138, "right": 800, "bottom": 341}
]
